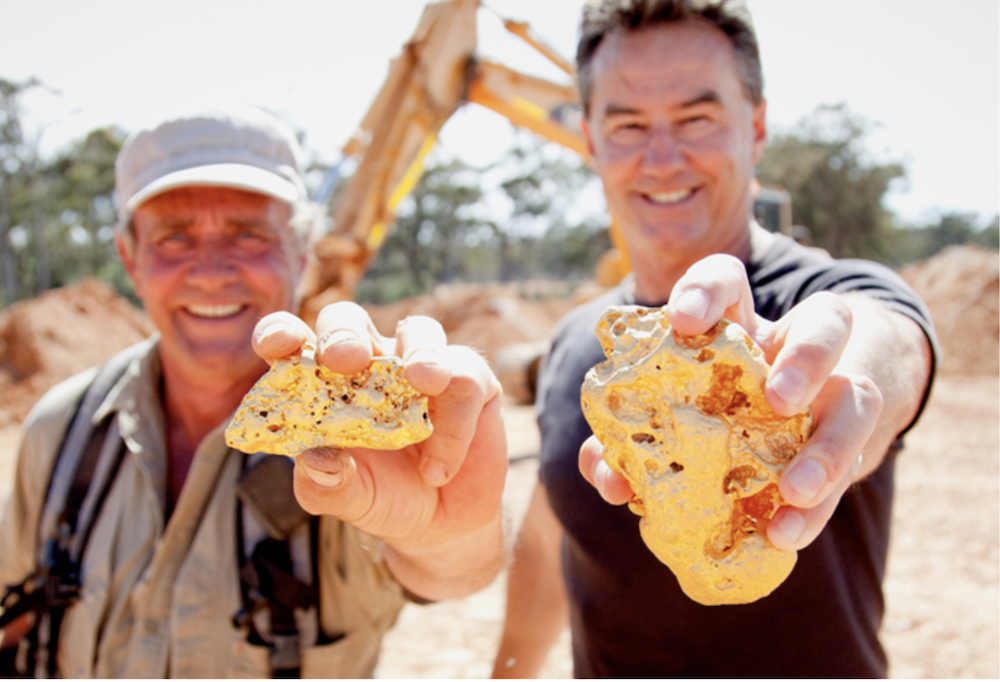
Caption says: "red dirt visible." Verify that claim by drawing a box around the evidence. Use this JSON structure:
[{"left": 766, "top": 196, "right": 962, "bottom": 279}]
[
  {"left": 897, "top": 244, "right": 999, "bottom": 377},
  {"left": 0, "top": 278, "right": 154, "bottom": 427}
]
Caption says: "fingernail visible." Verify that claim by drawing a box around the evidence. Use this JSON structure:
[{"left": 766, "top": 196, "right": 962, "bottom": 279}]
[
  {"left": 770, "top": 366, "right": 808, "bottom": 405},
  {"left": 407, "top": 348, "right": 441, "bottom": 367},
  {"left": 421, "top": 459, "right": 448, "bottom": 486},
  {"left": 302, "top": 464, "right": 344, "bottom": 489},
  {"left": 787, "top": 458, "right": 827, "bottom": 500},
  {"left": 258, "top": 321, "right": 290, "bottom": 341},
  {"left": 319, "top": 329, "right": 361, "bottom": 353},
  {"left": 675, "top": 289, "right": 710, "bottom": 320},
  {"left": 774, "top": 510, "right": 805, "bottom": 543}
]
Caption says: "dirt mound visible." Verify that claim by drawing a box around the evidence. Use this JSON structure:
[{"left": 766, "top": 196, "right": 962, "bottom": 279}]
[
  {"left": 897, "top": 245, "right": 999, "bottom": 377},
  {"left": 361, "top": 282, "right": 575, "bottom": 364},
  {"left": 0, "top": 278, "right": 154, "bottom": 427}
]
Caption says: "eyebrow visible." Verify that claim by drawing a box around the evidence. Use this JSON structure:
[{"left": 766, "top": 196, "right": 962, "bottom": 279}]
[
  {"left": 681, "top": 90, "right": 722, "bottom": 108},
  {"left": 602, "top": 89, "right": 722, "bottom": 118}
]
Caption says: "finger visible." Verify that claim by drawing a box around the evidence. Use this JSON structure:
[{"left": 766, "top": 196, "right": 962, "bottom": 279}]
[
  {"left": 778, "top": 373, "right": 882, "bottom": 511},
  {"left": 767, "top": 486, "right": 843, "bottom": 551},
  {"left": 434, "top": 391, "right": 509, "bottom": 530},
  {"left": 762, "top": 292, "right": 853, "bottom": 416},
  {"left": 579, "top": 436, "right": 633, "bottom": 505},
  {"left": 395, "top": 315, "right": 453, "bottom": 396},
  {"left": 314, "top": 301, "right": 388, "bottom": 375},
  {"left": 418, "top": 345, "right": 500, "bottom": 488},
  {"left": 253, "top": 311, "right": 315, "bottom": 363},
  {"left": 293, "top": 447, "right": 368, "bottom": 521},
  {"left": 665, "top": 254, "right": 757, "bottom": 336}
]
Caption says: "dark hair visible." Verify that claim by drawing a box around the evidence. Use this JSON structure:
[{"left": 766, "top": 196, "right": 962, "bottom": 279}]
[{"left": 576, "top": 0, "right": 764, "bottom": 115}]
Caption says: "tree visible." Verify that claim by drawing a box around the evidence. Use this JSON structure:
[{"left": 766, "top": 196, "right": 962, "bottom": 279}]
[
  {"left": 0, "top": 76, "right": 43, "bottom": 305},
  {"left": 756, "top": 103, "right": 905, "bottom": 262},
  {"left": 358, "top": 155, "right": 490, "bottom": 302},
  {"left": 884, "top": 211, "right": 1000, "bottom": 266},
  {"left": 40, "top": 126, "right": 127, "bottom": 293},
  {"left": 0, "top": 76, "right": 126, "bottom": 307},
  {"left": 357, "top": 133, "right": 608, "bottom": 303}
]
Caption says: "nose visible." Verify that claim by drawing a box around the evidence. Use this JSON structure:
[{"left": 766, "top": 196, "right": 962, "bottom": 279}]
[
  {"left": 643, "top": 124, "right": 684, "bottom": 173},
  {"left": 187, "top": 240, "right": 239, "bottom": 289}
]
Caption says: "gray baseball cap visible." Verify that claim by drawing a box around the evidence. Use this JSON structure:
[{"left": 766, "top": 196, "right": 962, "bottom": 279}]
[{"left": 115, "top": 106, "right": 307, "bottom": 222}]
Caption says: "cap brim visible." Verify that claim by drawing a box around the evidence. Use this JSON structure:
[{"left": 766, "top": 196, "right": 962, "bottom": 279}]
[{"left": 125, "top": 163, "right": 301, "bottom": 212}]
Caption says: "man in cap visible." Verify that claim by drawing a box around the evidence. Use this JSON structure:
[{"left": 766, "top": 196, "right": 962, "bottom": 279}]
[
  {"left": 0, "top": 106, "right": 507, "bottom": 677},
  {"left": 492, "top": 0, "right": 936, "bottom": 677}
]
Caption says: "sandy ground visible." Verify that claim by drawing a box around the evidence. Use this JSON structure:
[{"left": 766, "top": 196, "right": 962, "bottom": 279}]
[
  {"left": 1, "top": 374, "right": 996, "bottom": 678},
  {"left": 375, "top": 374, "right": 1000, "bottom": 679}
]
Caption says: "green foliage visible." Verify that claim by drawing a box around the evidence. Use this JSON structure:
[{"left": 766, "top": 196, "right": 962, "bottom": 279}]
[
  {"left": 757, "top": 103, "right": 905, "bottom": 262},
  {"left": 358, "top": 132, "right": 608, "bottom": 304},
  {"left": 0, "top": 76, "right": 128, "bottom": 308},
  {"left": 883, "top": 211, "right": 1000, "bottom": 267}
]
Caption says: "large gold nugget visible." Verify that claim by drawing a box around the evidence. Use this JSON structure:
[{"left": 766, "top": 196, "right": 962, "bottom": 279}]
[
  {"left": 581, "top": 307, "right": 814, "bottom": 605},
  {"left": 226, "top": 353, "right": 432, "bottom": 456}
]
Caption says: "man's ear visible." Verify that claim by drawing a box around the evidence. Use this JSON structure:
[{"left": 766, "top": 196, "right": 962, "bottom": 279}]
[
  {"left": 114, "top": 225, "right": 143, "bottom": 298},
  {"left": 581, "top": 116, "right": 597, "bottom": 159},
  {"left": 751, "top": 99, "right": 768, "bottom": 164}
]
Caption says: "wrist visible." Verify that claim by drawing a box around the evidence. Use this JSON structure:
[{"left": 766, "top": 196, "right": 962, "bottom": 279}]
[{"left": 381, "top": 509, "right": 506, "bottom": 601}]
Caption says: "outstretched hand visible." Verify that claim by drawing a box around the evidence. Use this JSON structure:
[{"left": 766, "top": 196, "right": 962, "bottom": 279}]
[
  {"left": 253, "top": 302, "right": 508, "bottom": 600},
  {"left": 579, "top": 254, "right": 885, "bottom": 552}
]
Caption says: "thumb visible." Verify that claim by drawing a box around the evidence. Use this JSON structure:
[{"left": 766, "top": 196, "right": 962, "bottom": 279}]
[{"left": 293, "top": 448, "right": 370, "bottom": 523}]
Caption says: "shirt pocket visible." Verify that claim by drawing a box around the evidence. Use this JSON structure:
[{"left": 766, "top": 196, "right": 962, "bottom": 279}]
[
  {"left": 226, "top": 638, "right": 271, "bottom": 679},
  {"left": 301, "top": 632, "right": 380, "bottom": 679}
]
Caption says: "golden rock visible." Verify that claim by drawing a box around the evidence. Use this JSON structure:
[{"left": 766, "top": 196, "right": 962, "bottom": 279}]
[
  {"left": 581, "top": 307, "right": 813, "bottom": 605},
  {"left": 226, "top": 352, "right": 432, "bottom": 456}
]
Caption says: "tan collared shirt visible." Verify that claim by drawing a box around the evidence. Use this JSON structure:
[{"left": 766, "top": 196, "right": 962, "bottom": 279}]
[{"left": 0, "top": 339, "right": 405, "bottom": 678}]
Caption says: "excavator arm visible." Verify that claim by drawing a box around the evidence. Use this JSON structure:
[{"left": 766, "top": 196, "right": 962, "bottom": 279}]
[
  {"left": 298, "top": 0, "right": 617, "bottom": 324},
  {"left": 298, "top": 0, "right": 787, "bottom": 325}
]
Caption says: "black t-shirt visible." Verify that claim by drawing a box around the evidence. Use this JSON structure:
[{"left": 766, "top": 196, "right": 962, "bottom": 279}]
[{"left": 536, "top": 235, "right": 937, "bottom": 678}]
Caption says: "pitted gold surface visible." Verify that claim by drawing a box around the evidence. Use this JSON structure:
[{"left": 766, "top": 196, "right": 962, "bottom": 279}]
[
  {"left": 226, "top": 352, "right": 432, "bottom": 456},
  {"left": 581, "top": 307, "right": 814, "bottom": 605}
]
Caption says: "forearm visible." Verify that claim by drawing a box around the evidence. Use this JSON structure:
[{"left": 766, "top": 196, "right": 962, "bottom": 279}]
[
  {"left": 492, "top": 483, "right": 569, "bottom": 679},
  {"left": 381, "top": 509, "right": 506, "bottom": 602},
  {"left": 838, "top": 293, "right": 934, "bottom": 476}
]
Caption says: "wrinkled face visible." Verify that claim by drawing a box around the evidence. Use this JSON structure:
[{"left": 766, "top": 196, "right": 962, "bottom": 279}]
[
  {"left": 582, "top": 21, "right": 767, "bottom": 276},
  {"left": 122, "top": 186, "right": 300, "bottom": 387}
]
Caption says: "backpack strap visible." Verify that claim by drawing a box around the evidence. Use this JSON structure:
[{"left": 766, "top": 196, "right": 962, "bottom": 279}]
[
  {"left": 0, "top": 343, "right": 145, "bottom": 677},
  {"left": 232, "top": 453, "right": 320, "bottom": 678}
]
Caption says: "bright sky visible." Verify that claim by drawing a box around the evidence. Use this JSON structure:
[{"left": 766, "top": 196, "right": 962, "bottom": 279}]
[{"left": 3, "top": 0, "right": 997, "bottom": 226}]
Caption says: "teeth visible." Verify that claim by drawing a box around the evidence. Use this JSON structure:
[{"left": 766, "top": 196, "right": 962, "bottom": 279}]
[
  {"left": 187, "top": 304, "right": 244, "bottom": 318},
  {"left": 647, "top": 189, "right": 693, "bottom": 204}
]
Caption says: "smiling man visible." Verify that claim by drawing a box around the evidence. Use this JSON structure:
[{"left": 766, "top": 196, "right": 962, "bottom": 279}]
[
  {"left": 492, "top": 0, "right": 937, "bottom": 678},
  {"left": 0, "top": 107, "right": 507, "bottom": 677}
]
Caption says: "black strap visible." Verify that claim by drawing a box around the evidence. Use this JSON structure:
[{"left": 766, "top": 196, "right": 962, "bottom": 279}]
[
  {"left": 0, "top": 344, "right": 143, "bottom": 677},
  {"left": 233, "top": 454, "right": 321, "bottom": 677}
]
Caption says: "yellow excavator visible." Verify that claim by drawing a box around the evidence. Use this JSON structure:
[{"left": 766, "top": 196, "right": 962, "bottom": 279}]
[{"left": 297, "top": 0, "right": 791, "bottom": 326}]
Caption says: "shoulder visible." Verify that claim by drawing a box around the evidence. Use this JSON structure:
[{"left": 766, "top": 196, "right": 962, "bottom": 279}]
[
  {"left": 750, "top": 235, "right": 933, "bottom": 326},
  {"left": 18, "top": 367, "right": 99, "bottom": 480}
]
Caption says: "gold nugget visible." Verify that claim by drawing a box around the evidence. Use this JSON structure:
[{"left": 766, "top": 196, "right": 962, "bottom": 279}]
[
  {"left": 226, "top": 351, "right": 432, "bottom": 456},
  {"left": 581, "top": 308, "right": 813, "bottom": 605}
]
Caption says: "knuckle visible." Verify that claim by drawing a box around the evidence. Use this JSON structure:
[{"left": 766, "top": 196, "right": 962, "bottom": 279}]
[
  {"left": 809, "top": 292, "right": 853, "bottom": 328},
  {"left": 853, "top": 374, "right": 884, "bottom": 414},
  {"left": 396, "top": 314, "right": 444, "bottom": 333},
  {"left": 441, "top": 367, "right": 487, "bottom": 405}
]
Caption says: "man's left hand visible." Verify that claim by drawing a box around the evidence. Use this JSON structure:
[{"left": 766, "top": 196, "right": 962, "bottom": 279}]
[{"left": 253, "top": 302, "right": 507, "bottom": 600}]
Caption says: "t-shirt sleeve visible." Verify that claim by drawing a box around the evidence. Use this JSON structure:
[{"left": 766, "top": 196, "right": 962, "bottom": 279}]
[{"left": 756, "top": 254, "right": 940, "bottom": 438}]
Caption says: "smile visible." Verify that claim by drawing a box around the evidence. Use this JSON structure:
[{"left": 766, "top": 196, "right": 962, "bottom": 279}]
[
  {"left": 186, "top": 304, "right": 246, "bottom": 318},
  {"left": 644, "top": 188, "right": 694, "bottom": 204}
]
